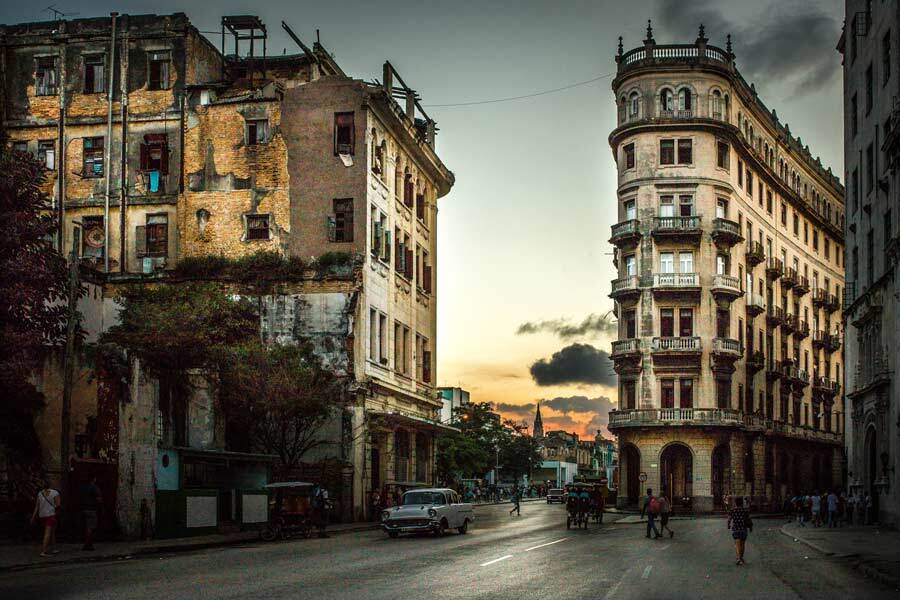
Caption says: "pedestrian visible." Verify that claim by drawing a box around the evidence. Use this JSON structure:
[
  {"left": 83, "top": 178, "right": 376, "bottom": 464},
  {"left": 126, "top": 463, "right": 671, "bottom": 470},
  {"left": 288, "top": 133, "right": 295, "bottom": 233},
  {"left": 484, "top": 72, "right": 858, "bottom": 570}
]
[
  {"left": 810, "top": 490, "right": 821, "bottom": 527},
  {"left": 640, "top": 488, "right": 661, "bottom": 539},
  {"left": 727, "top": 496, "right": 752, "bottom": 566},
  {"left": 80, "top": 476, "right": 103, "bottom": 551},
  {"left": 783, "top": 496, "right": 793, "bottom": 522},
  {"left": 658, "top": 488, "right": 674, "bottom": 538},
  {"left": 509, "top": 485, "right": 521, "bottom": 516},
  {"left": 864, "top": 493, "right": 873, "bottom": 525},
  {"left": 845, "top": 492, "right": 855, "bottom": 525},
  {"left": 311, "top": 483, "right": 330, "bottom": 538},
  {"left": 30, "top": 481, "right": 60, "bottom": 557},
  {"left": 826, "top": 489, "right": 839, "bottom": 528}
]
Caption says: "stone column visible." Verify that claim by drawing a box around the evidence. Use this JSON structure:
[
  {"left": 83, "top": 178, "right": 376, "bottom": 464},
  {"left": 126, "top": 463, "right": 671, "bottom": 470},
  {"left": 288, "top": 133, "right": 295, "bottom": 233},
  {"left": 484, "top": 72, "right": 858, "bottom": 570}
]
[
  {"left": 730, "top": 433, "right": 746, "bottom": 496},
  {"left": 753, "top": 437, "right": 766, "bottom": 506},
  {"left": 692, "top": 440, "right": 713, "bottom": 512}
]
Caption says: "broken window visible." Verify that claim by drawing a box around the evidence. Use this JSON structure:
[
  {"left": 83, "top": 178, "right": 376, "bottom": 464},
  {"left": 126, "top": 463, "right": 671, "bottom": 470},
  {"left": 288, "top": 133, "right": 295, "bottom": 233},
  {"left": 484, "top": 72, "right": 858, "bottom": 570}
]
[
  {"left": 140, "top": 135, "right": 168, "bottom": 193},
  {"left": 147, "top": 51, "right": 170, "bottom": 90},
  {"left": 328, "top": 198, "right": 354, "bottom": 243},
  {"left": 334, "top": 112, "right": 355, "bottom": 155},
  {"left": 83, "top": 54, "right": 105, "bottom": 94},
  {"left": 35, "top": 56, "right": 58, "bottom": 96},
  {"left": 623, "top": 143, "right": 635, "bottom": 170},
  {"left": 83, "top": 137, "right": 104, "bottom": 177},
  {"left": 38, "top": 140, "right": 55, "bottom": 170},
  {"left": 246, "top": 119, "right": 269, "bottom": 145},
  {"left": 246, "top": 214, "right": 271, "bottom": 240}
]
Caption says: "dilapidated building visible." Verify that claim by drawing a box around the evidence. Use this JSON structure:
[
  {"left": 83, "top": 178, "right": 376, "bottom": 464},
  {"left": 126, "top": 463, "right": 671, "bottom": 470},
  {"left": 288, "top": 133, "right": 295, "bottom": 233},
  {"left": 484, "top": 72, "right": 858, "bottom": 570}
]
[{"left": 1, "top": 11, "right": 454, "bottom": 536}]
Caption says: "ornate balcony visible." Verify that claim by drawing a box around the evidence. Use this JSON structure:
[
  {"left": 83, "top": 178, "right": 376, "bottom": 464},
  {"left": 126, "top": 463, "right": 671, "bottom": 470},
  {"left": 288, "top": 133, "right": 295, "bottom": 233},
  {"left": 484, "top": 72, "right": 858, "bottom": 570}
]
[
  {"left": 652, "top": 336, "right": 701, "bottom": 352},
  {"left": 765, "top": 257, "right": 783, "bottom": 280},
  {"left": 781, "top": 267, "right": 798, "bottom": 289},
  {"left": 608, "top": 407, "right": 743, "bottom": 431},
  {"left": 793, "top": 275, "right": 810, "bottom": 296},
  {"left": 765, "top": 305, "right": 784, "bottom": 328},
  {"left": 782, "top": 313, "right": 797, "bottom": 334},
  {"left": 711, "top": 274, "right": 742, "bottom": 304},
  {"left": 652, "top": 272, "right": 700, "bottom": 293},
  {"left": 611, "top": 338, "right": 641, "bottom": 358},
  {"left": 766, "top": 358, "right": 782, "bottom": 381},
  {"left": 813, "top": 375, "right": 840, "bottom": 397},
  {"left": 794, "top": 319, "right": 810, "bottom": 339},
  {"left": 659, "top": 109, "right": 696, "bottom": 120},
  {"left": 651, "top": 336, "right": 702, "bottom": 370},
  {"left": 609, "top": 275, "right": 641, "bottom": 301},
  {"left": 611, "top": 338, "right": 642, "bottom": 375},
  {"left": 825, "top": 293, "right": 841, "bottom": 313},
  {"left": 711, "top": 218, "right": 743, "bottom": 247},
  {"left": 651, "top": 216, "right": 702, "bottom": 244},
  {"left": 609, "top": 219, "right": 641, "bottom": 249},
  {"left": 746, "top": 350, "right": 765, "bottom": 373},
  {"left": 825, "top": 334, "right": 841, "bottom": 354},
  {"left": 769, "top": 421, "right": 842, "bottom": 445},
  {"left": 712, "top": 337, "right": 742, "bottom": 357},
  {"left": 745, "top": 293, "right": 766, "bottom": 317},
  {"left": 745, "top": 241, "right": 765, "bottom": 267},
  {"left": 812, "top": 329, "right": 827, "bottom": 349},
  {"left": 812, "top": 288, "right": 829, "bottom": 308}
]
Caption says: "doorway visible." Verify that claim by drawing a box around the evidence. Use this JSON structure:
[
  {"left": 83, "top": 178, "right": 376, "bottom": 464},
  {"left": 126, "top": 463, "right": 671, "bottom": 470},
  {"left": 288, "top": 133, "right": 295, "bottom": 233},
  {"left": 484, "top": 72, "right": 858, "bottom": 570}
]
[
  {"left": 712, "top": 445, "right": 731, "bottom": 508},
  {"left": 661, "top": 443, "right": 693, "bottom": 506},
  {"left": 622, "top": 444, "right": 641, "bottom": 506}
]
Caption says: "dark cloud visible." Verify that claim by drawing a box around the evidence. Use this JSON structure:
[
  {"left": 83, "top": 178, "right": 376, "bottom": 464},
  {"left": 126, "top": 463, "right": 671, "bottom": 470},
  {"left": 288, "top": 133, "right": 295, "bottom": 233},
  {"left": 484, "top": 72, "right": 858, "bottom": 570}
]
[
  {"left": 529, "top": 343, "right": 616, "bottom": 387},
  {"left": 655, "top": 0, "right": 841, "bottom": 96},
  {"left": 492, "top": 402, "right": 536, "bottom": 417},
  {"left": 516, "top": 313, "right": 617, "bottom": 340},
  {"left": 543, "top": 395, "right": 615, "bottom": 417}
]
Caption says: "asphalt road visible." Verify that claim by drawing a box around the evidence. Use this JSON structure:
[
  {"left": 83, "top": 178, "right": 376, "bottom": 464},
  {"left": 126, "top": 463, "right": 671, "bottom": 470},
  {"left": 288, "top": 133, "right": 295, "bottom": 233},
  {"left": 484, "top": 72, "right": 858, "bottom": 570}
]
[{"left": 0, "top": 502, "right": 895, "bottom": 600}]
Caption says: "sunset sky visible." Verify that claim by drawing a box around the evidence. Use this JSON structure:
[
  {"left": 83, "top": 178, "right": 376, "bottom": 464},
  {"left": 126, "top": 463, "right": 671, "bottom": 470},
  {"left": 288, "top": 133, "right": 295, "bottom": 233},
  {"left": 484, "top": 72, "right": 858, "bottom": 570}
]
[{"left": 0, "top": 0, "right": 846, "bottom": 439}]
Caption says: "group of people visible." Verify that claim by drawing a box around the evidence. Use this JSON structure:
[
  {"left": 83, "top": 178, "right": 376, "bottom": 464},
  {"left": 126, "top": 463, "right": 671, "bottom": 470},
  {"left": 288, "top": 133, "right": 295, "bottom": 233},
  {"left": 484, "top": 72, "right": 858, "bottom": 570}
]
[
  {"left": 29, "top": 477, "right": 103, "bottom": 557},
  {"left": 564, "top": 483, "right": 606, "bottom": 524},
  {"left": 639, "top": 488, "right": 675, "bottom": 540},
  {"left": 785, "top": 490, "right": 873, "bottom": 528}
]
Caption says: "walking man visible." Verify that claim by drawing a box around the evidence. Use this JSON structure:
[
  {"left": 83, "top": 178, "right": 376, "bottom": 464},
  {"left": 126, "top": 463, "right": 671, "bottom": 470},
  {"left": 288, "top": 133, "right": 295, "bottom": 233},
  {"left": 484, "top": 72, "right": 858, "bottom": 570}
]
[
  {"left": 80, "top": 476, "right": 103, "bottom": 551},
  {"left": 658, "top": 488, "right": 674, "bottom": 538},
  {"left": 640, "top": 488, "right": 661, "bottom": 539},
  {"left": 509, "top": 484, "right": 521, "bottom": 516},
  {"left": 827, "top": 490, "right": 839, "bottom": 528},
  {"left": 810, "top": 490, "right": 821, "bottom": 527}
]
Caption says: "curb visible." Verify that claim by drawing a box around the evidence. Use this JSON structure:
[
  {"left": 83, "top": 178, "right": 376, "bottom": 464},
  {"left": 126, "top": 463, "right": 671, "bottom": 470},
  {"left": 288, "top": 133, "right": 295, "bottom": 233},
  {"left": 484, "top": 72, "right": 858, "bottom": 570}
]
[
  {"left": 779, "top": 524, "right": 900, "bottom": 590},
  {"left": 0, "top": 523, "right": 380, "bottom": 573}
]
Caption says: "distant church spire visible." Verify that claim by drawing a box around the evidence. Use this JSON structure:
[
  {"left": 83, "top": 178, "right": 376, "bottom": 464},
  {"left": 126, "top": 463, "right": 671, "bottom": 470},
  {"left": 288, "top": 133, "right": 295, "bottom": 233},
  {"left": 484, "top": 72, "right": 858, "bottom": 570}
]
[{"left": 533, "top": 401, "right": 544, "bottom": 438}]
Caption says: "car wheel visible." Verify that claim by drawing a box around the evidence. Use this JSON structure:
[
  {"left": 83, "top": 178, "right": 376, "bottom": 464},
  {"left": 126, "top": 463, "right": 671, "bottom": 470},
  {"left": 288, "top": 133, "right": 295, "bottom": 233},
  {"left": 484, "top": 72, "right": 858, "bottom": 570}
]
[
  {"left": 457, "top": 519, "right": 469, "bottom": 535},
  {"left": 260, "top": 525, "right": 279, "bottom": 542},
  {"left": 388, "top": 531, "right": 399, "bottom": 539},
  {"left": 434, "top": 519, "right": 448, "bottom": 537}
]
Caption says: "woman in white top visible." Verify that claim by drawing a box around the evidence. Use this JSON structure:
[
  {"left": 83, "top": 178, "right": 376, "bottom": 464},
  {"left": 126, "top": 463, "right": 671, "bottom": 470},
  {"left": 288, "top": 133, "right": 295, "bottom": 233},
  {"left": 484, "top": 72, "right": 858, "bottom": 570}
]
[{"left": 31, "top": 482, "right": 61, "bottom": 557}]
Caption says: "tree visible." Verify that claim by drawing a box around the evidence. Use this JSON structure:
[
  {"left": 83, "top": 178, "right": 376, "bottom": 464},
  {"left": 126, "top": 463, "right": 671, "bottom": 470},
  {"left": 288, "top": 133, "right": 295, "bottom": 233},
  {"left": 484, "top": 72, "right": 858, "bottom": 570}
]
[
  {"left": 499, "top": 434, "right": 543, "bottom": 482},
  {"left": 217, "top": 342, "right": 346, "bottom": 474},
  {"left": 435, "top": 431, "right": 491, "bottom": 485},
  {"left": 0, "top": 140, "right": 69, "bottom": 463}
]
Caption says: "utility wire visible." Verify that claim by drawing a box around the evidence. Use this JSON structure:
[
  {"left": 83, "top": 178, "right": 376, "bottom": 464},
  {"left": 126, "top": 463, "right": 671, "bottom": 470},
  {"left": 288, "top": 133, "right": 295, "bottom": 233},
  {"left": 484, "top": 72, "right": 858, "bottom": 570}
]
[{"left": 423, "top": 72, "right": 615, "bottom": 108}]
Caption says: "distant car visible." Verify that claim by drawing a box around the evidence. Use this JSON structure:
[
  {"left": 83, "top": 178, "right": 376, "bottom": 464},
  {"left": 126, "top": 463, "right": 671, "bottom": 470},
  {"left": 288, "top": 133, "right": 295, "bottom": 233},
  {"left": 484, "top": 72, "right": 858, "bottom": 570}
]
[
  {"left": 382, "top": 488, "right": 474, "bottom": 538},
  {"left": 547, "top": 488, "right": 565, "bottom": 503}
]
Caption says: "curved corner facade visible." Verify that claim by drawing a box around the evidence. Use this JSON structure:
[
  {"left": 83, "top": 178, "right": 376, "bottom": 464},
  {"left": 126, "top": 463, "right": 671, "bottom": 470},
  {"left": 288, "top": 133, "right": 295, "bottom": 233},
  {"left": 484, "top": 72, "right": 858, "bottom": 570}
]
[{"left": 607, "top": 35, "right": 846, "bottom": 512}]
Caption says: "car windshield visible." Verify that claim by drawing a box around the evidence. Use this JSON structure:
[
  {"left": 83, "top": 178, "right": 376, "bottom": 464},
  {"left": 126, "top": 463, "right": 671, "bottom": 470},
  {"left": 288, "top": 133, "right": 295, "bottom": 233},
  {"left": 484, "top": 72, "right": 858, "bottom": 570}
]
[
  {"left": 550, "top": 489, "right": 563, "bottom": 494},
  {"left": 402, "top": 492, "right": 446, "bottom": 506}
]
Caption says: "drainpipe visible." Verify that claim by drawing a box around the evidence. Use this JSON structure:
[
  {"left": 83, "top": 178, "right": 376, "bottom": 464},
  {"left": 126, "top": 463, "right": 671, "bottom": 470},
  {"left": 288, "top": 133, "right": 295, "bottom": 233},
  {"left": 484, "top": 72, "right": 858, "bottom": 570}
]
[
  {"left": 57, "top": 43, "right": 67, "bottom": 252},
  {"left": 119, "top": 16, "right": 129, "bottom": 273},
  {"left": 103, "top": 12, "right": 118, "bottom": 272}
]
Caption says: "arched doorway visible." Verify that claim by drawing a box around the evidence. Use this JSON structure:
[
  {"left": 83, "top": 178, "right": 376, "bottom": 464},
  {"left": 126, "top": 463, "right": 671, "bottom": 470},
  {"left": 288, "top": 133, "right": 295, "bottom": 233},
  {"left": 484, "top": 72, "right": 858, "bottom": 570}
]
[
  {"left": 660, "top": 443, "right": 693, "bottom": 507},
  {"left": 622, "top": 444, "right": 641, "bottom": 507},
  {"left": 712, "top": 445, "right": 731, "bottom": 508},
  {"left": 865, "top": 426, "right": 879, "bottom": 521}
]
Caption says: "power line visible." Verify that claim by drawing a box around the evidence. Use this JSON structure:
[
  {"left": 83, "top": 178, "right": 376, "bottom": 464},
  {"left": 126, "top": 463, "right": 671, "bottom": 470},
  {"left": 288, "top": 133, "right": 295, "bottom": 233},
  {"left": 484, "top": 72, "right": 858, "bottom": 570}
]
[{"left": 423, "top": 72, "right": 615, "bottom": 108}]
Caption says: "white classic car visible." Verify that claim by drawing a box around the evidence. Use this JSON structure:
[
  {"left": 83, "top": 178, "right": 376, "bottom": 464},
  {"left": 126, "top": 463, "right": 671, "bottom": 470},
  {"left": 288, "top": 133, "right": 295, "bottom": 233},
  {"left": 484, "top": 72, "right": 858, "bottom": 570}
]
[{"left": 381, "top": 488, "right": 475, "bottom": 538}]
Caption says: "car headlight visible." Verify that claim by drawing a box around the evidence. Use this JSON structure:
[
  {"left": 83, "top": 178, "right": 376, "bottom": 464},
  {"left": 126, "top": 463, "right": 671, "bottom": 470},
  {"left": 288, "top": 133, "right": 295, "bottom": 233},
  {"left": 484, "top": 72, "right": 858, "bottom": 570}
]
[
  {"left": 428, "top": 508, "right": 437, "bottom": 518},
  {"left": 382, "top": 511, "right": 391, "bottom": 521}
]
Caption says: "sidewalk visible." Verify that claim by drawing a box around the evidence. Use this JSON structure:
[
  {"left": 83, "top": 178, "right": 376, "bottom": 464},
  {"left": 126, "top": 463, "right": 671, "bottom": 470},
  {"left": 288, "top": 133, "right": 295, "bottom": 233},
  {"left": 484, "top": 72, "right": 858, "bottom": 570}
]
[
  {"left": 0, "top": 521, "right": 378, "bottom": 573},
  {"left": 780, "top": 521, "right": 900, "bottom": 589}
]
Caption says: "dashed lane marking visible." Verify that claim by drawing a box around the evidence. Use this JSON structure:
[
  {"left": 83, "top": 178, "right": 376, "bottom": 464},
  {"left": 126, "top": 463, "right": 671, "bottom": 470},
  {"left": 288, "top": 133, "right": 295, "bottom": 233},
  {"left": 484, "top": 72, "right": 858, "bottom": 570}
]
[
  {"left": 524, "top": 538, "right": 569, "bottom": 552},
  {"left": 642, "top": 565, "right": 653, "bottom": 579},
  {"left": 658, "top": 544, "right": 670, "bottom": 550},
  {"left": 480, "top": 555, "right": 513, "bottom": 567}
]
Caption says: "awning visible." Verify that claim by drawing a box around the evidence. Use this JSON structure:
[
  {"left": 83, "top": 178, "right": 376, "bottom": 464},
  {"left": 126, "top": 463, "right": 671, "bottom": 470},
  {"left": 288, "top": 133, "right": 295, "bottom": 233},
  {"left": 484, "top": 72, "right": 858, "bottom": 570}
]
[{"left": 369, "top": 410, "right": 459, "bottom": 433}]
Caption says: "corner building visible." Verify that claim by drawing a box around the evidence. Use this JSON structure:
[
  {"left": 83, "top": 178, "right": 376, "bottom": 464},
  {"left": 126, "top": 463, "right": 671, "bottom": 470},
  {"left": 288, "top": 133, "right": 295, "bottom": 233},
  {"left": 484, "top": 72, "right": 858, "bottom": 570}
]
[{"left": 607, "top": 26, "right": 846, "bottom": 512}]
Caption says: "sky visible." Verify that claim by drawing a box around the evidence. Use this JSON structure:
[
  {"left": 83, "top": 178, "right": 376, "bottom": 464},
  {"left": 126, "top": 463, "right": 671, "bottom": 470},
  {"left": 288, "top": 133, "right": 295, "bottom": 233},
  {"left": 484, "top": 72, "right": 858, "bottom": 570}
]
[{"left": 1, "top": 0, "right": 847, "bottom": 439}]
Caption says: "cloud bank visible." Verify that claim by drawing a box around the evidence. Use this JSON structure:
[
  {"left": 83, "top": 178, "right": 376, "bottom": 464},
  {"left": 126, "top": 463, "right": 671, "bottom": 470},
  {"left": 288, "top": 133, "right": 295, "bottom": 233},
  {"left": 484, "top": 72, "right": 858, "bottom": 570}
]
[
  {"left": 529, "top": 343, "right": 616, "bottom": 387},
  {"left": 516, "top": 313, "right": 617, "bottom": 340}
]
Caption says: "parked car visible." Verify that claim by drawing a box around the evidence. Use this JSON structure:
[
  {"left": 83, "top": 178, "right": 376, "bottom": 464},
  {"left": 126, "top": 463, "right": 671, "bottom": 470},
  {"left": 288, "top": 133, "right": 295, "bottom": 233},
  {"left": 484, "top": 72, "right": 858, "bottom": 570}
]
[
  {"left": 381, "top": 488, "right": 474, "bottom": 538},
  {"left": 546, "top": 488, "right": 565, "bottom": 503}
]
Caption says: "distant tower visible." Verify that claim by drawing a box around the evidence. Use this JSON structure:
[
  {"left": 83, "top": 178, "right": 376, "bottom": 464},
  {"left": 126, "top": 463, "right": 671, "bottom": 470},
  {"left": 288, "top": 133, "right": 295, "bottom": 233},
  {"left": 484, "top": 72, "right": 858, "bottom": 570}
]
[{"left": 533, "top": 401, "right": 544, "bottom": 438}]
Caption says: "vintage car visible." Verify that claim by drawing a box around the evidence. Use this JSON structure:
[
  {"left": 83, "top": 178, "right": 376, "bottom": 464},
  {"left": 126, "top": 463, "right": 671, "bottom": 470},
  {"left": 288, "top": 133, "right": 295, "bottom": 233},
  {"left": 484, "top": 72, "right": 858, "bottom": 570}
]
[
  {"left": 381, "top": 488, "right": 474, "bottom": 538},
  {"left": 546, "top": 488, "right": 565, "bottom": 503}
]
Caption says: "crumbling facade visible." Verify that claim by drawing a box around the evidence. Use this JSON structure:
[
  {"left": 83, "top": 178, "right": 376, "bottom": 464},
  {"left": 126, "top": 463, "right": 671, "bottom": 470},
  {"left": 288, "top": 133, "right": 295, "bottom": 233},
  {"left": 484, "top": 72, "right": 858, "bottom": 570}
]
[
  {"left": 2, "top": 11, "right": 454, "bottom": 534},
  {"left": 607, "top": 25, "right": 846, "bottom": 511}
]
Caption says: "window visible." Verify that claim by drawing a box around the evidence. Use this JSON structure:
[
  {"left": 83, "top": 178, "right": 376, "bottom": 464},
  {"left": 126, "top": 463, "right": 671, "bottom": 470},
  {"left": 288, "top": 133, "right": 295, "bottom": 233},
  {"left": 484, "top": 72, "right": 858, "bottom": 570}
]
[
  {"left": 378, "top": 313, "right": 387, "bottom": 364},
  {"left": 82, "top": 137, "right": 104, "bottom": 177},
  {"left": 81, "top": 216, "right": 104, "bottom": 260},
  {"left": 746, "top": 169, "right": 753, "bottom": 195},
  {"left": 679, "top": 379, "right": 693, "bottom": 408},
  {"left": 678, "top": 195, "right": 693, "bottom": 216},
  {"left": 416, "top": 191, "right": 426, "bottom": 221},
  {"left": 146, "top": 214, "right": 168, "bottom": 257},
  {"left": 660, "top": 139, "right": 675, "bottom": 165},
  {"left": 678, "top": 88, "right": 692, "bottom": 111},
  {"left": 851, "top": 94, "right": 858, "bottom": 137},
  {"left": 38, "top": 140, "right": 55, "bottom": 170},
  {"left": 679, "top": 251, "right": 693, "bottom": 273},
  {"left": 624, "top": 254, "right": 636, "bottom": 276},
  {"left": 660, "top": 88, "right": 674, "bottom": 112},
  {"left": 35, "top": 56, "right": 58, "bottom": 96},
  {"left": 716, "top": 253, "right": 727, "bottom": 275},
  {"left": 766, "top": 190, "right": 773, "bottom": 214},
  {"left": 246, "top": 214, "right": 270, "bottom": 240},
  {"left": 781, "top": 202, "right": 787, "bottom": 227},
  {"left": 624, "top": 310, "right": 636, "bottom": 338},
  {"left": 403, "top": 172, "right": 414, "bottom": 208},
  {"left": 804, "top": 221, "right": 809, "bottom": 244},
  {"left": 623, "top": 381, "right": 636, "bottom": 409},
  {"left": 624, "top": 199, "right": 636, "bottom": 221},
  {"left": 246, "top": 119, "right": 269, "bottom": 145},
  {"left": 83, "top": 54, "right": 105, "bottom": 94},
  {"left": 824, "top": 239, "right": 830, "bottom": 261},
  {"left": 716, "top": 198, "right": 727, "bottom": 219},
  {"left": 660, "top": 308, "right": 674, "bottom": 337},
  {"left": 334, "top": 112, "right": 355, "bottom": 155},
  {"left": 813, "top": 229, "right": 819, "bottom": 252},
  {"left": 140, "top": 134, "right": 169, "bottom": 174},
  {"left": 661, "top": 379, "right": 675, "bottom": 408},
  {"left": 371, "top": 207, "right": 389, "bottom": 261},
  {"left": 738, "top": 160, "right": 743, "bottom": 186},
  {"left": 329, "top": 198, "right": 354, "bottom": 242},
  {"left": 623, "top": 143, "right": 635, "bottom": 170},
  {"left": 677, "top": 139, "right": 692, "bottom": 164},
  {"left": 679, "top": 308, "right": 693, "bottom": 337},
  {"left": 716, "top": 308, "right": 729, "bottom": 338},
  {"left": 659, "top": 195, "right": 674, "bottom": 217},
  {"left": 716, "top": 141, "right": 729, "bottom": 169},
  {"left": 793, "top": 213, "right": 799, "bottom": 236},
  {"left": 866, "top": 143, "right": 874, "bottom": 193},
  {"left": 629, "top": 91, "right": 640, "bottom": 118},
  {"left": 12, "top": 141, "right": 27, "bottom": 154},
  {"left": 147, "top": 51, "right": 170, "bottom": 90},
  {"left": 716, "top": 379, "right": 731, "bottom": 409},
  {"left": 865, "top": 63, "right": 873, "bottom": 114},
  {"left": 369, "top": 308, "right": 378, "bottom": 360},
  {"left": 883, "top": 31, "right": 892, "bottom": 86},
  {"left": 659, "top": 252, "right": 674, "bottom": 274},
  {"left": 867, "top": 229, "right": 874, "bottom": 285}
]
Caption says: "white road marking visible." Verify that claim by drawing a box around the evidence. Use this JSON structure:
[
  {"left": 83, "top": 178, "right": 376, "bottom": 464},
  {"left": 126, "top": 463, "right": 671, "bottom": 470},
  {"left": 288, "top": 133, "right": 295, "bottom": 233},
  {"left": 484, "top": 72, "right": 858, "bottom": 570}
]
[
  {"left": 480, "top": 555, "right": 513, "bottom": 567},
  {"left": 603, "top": 566, "right": 633, "bottom": 599},
  {"left": 658, "top": 544, "right": 670, "bottom": 550},
  {"left": 641, "top": 565, "right": 653, "bottom": 579},
  {"left": 524, "top": 538, "right": 569, "bottom": 552}
]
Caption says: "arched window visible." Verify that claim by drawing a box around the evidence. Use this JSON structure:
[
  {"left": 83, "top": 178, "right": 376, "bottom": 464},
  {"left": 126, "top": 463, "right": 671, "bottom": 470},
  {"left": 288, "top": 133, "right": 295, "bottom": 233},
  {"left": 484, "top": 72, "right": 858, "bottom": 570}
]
[
  {"left": 394, "top": 157, "right": 402, "bottom": 199},
  {"left": 629, "top": 91, "right": 640, "bottom": 118},
  {"left": 711, "top": 90, "right": 722, "bottom": 119},
  {"left": 678, "top": 88, "right": 692, "bottom": 112},
  {"left": 724, "top": 94, "right": 730, "bottom": 122},
  {"left": 660, "top": 88, "right": 674, "bottom": 113},
  {"left": 619, "top": 95, "right": 627, "bottom": 123}
]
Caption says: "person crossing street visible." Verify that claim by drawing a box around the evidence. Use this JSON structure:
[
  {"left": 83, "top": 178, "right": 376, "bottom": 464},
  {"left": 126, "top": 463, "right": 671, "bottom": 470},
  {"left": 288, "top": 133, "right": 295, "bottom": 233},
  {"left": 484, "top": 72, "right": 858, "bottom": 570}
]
[{"left": 640, "top": 488, "right": 661, "bottom": 539}]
